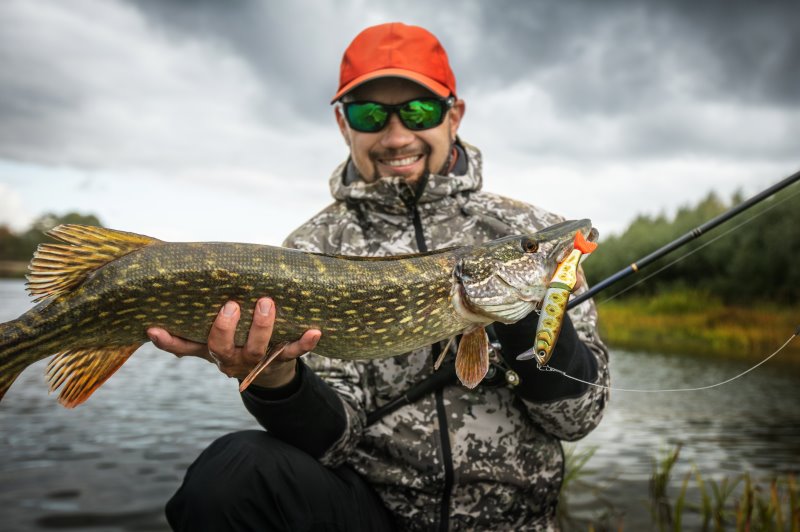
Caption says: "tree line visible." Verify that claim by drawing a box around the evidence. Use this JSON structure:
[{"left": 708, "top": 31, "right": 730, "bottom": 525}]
[
  {"left": 1, "top": 191, "right": 797, "bottom": 306},
  {"left": 583, "top": 186, "right": 799, "bottom": 305},
  {"left": 0, "top": 212, "right": 103, "bottom": 262}
]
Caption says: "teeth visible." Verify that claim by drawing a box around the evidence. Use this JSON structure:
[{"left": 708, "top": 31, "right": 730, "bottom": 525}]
[{"left": 383, "top": 155, "right": 420, "bottom": 167}]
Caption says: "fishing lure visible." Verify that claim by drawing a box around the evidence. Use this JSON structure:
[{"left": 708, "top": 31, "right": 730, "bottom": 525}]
[{"left": 518, "top": 231, "right": 598, "bottom": 366}]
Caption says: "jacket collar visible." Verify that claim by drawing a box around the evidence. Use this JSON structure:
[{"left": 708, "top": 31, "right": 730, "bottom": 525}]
[{"left": 329, "top": 139, "right": 483, "bottom": 209}]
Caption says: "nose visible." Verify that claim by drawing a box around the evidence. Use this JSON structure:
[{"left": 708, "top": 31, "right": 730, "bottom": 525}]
[{"left": 380, "top": 113, "right": 415, "bottom": 149}]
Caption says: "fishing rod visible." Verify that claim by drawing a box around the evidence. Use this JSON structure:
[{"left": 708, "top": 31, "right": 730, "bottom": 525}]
[
  {"left": 568, "top": 168, "right": 800, "bottom": 309},
  {"left": 366, "top": 168, "right": 800, "bottom": 423}
]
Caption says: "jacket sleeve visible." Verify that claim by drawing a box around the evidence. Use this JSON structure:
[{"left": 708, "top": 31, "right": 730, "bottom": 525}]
[
  {"left": 494, "top": 271, "right": 610, "bottom": 441},
  {"left": 241, "top": 359, "right": 350, "bottom": 459},
  {"left": 241, "top": 356, "right": 368, "bottom": 467},
  {"left": 238, "top": 209, "right": 369, "bottom": 467}
]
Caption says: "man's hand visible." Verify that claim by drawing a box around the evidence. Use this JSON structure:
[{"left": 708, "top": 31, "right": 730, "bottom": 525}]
[{"left": 147, "top": 297, "right": 321, "bottom": 389}]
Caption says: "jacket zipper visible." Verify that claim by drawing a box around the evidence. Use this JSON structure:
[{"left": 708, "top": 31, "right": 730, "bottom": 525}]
[
  {"left": 434, "top": 373, "right": 454, "bottom": 532},
  {"left": 408, "top": 199, "right": 454, "bottom": 532}
]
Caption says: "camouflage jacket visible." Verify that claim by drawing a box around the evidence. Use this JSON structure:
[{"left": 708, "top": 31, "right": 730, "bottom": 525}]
[{"left": 261, "top": 141, "right": 610, "bottom": 531}]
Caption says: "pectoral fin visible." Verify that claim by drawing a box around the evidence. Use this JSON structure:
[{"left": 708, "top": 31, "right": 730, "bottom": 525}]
[
  {"left": 455, "top": 327, "right": 489, "bottom": 389},
  {"left": 46, "top": 344, "right": 141, "bottom": 408}
]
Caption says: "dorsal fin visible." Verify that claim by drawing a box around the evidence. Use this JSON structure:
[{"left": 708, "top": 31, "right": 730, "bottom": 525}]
[
  {"left": 26, "top": 225, "right": 159, "bottom": 302},
  {"left": 46, "top": 344, "right": 141, "bottom": 408}
]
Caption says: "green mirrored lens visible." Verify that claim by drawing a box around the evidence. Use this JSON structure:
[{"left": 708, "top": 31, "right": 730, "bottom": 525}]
[
  {"left": 347, "top": 102, "right": 388, "bottom": 132},
  {"left": 399, "top": 100, "right": 443, "bottom": 130},
  {"left": 344, "top": 98, "right": 449, "bottom": 132}
]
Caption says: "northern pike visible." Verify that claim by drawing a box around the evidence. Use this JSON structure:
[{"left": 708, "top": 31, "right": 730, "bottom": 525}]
[{"left": 0, "top": 219, "right": 597, "bottom": 407}]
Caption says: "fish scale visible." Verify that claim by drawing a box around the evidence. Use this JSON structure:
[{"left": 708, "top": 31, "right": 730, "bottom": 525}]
[{"left": 0, "top": 220, "right": 594, "bottom": 407}]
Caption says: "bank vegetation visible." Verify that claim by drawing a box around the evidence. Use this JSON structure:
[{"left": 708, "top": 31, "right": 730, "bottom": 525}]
[{"left": 584, "top": 186, "right": 799, "bottom": 363}]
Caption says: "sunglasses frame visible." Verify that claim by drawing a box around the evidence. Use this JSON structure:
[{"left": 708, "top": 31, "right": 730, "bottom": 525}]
[{"left": 342, "top": 97, "right": 455, "bottom": 133}]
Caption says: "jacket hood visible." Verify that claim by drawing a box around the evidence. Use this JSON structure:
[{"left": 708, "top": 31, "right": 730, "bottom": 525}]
[{"left": 329, "top": 140, "right": 483, "bottom": 212}]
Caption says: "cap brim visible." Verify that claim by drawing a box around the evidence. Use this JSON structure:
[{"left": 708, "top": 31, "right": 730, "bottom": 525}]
[{"left": 331, "top": 68, "right": 451, "bottom": 103}]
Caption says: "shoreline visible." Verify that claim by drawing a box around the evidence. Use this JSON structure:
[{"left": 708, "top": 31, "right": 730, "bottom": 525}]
[
  {"left": 0, "top": 261, "right": 27, "bottom": 278},
  {"left": 597, "top": 297, "right": 800, "bottom": 367},
  {"left": 3, "top": 274, "right": 796, "bottom": 365}
]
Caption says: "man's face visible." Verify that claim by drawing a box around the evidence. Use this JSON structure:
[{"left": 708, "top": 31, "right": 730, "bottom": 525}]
[{"left": 335, "top": 78, "right": 465, "bottom": 185}]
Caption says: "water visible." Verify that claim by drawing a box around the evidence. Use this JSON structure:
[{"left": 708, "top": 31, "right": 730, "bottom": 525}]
[
  {"left": 1, "top": 279, "right": 798, "bottom": 530},
  {"left": 568, "top": 349, "right": 800, "bottom": 529}
]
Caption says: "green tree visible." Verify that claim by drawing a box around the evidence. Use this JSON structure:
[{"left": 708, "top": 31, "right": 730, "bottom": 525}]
[
  {"left": 0, "top": 213, "right": 103, "bottom": 261},
  {"left": 584, "top": 186, "right": 800, "bottom": 305}
]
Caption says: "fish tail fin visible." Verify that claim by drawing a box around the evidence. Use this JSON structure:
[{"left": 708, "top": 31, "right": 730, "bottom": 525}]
[
  {"left": 0, "top": 318, "right": 35, "bottom": 402},
  {"left": 0, "top": 316, "right": 143, "bottom": 407},
  {"left": 3, "top": 224, "right": 157, "bottom": 406}
]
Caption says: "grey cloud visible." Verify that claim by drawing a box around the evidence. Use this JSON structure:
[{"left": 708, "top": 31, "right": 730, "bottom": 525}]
[
  {"left": 2, "top": 0, "right": 799, "bottom": 170},
  {"left": 125, "top": 0, "right": 368, "bottom": 126},
  {"left": 461, "top": 0, "right": 800, "bottom": 112}
]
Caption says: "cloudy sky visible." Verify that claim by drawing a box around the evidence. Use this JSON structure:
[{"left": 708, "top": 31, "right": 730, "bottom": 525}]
[{"left": 1, "top": 0, "right": 798, "bottom": 245}]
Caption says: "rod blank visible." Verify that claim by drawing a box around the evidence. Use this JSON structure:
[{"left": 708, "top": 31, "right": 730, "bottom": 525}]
[{"left": 569, "top": 168, "right": 800, "bottom": 309}]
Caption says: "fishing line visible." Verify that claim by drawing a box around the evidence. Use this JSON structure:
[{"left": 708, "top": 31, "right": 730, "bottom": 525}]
[
  {"left": 539, "top": 330, "right": 798, "bottom": 393},
  {"left": 596, "top": 185, "right": 800, "bottom": 306},
  {"left": 542, "top": 186, "right": 800, "bottom": 392}
]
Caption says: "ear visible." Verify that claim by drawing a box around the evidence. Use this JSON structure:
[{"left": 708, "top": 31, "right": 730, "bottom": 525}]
[
  {"left": 448, "top": 98, "right": 466, "bottom": 140},
  {"left": 334, "top": 106, "right": 351, "bottom": 146}
]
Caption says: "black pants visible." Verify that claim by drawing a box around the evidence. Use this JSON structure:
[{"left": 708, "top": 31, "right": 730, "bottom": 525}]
[{"left": 166, "top": 431, "right": 395, "bottom": 531}]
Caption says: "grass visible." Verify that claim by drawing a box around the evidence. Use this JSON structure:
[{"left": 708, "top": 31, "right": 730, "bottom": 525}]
[
  {"left": 596, "top": 290, "right": 800, "bottom": 366},
  {"left": 652, "top": 450, "right": 800, "bottom": 532},
  {"left": 561, "top": 444, "right": 800, "bottom": 531}
]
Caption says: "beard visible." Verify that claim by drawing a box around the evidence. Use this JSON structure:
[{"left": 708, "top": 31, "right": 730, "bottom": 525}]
[{"left": 366, "top": 141, "right": 454, "bottom": 184}]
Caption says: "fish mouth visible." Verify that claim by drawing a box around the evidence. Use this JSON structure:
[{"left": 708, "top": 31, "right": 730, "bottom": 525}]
[
  {"left": 491, "top": 221, "right": 598, "bottom": 304},
  {"left": 456, "top": 278, "right": 537, "bottom": 323},
  {"left": 455, "top": 262, "right": 542, "bottom": 323},
  {"left": 547, "top": 220, "right": 598, "bottom": 265},
  {"left": 494, "top": 268, "right": 541, "bottom": 302},
  {"left": 451, "top": 219, "right": 598, "bottom": 324}
]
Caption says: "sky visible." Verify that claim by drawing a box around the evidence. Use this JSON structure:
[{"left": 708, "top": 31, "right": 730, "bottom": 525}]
[{"left": 1, "top": 0, "right": 798, "bottom": 245}]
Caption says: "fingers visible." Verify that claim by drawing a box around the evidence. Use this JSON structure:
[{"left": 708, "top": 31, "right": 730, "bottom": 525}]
[
  {"left": 152, "top": 297, "right": 322, "bottom": 384},
  {"left": 574, "top": 270, "right": 587, "bottom": 292},
  {"left": 280, "top": 329, "right": 322, "bottom": 360},
  {"left": 242, "top": 298, "right": 320, "bottom": 362},
  {"left": 147, "top": 327, "right": 210, "bottom": 359},
  {"left": 207, "top": 301, "right": 240, "bottom": 364},
  {"left": 243, "top": 298, "right": 275, "bottom": 363}
]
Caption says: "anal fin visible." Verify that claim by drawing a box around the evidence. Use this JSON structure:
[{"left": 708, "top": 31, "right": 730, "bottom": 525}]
[
  {"left": 46, "top": 344, "right": 141, "bottom": 408},
  {"left": 455, "top": 327, "right": 489, "bottom": 389}
]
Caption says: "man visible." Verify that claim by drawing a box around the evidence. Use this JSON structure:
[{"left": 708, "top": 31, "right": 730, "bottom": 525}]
[{"left": 150, "top": 22, "right": 609, "bottom": 531}]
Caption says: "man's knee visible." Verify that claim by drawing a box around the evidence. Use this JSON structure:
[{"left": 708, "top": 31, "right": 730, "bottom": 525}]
[
  {"left": 167, "top": 430, "right": 393, "bottom": 531},
  {"left": 166, "top": 430, "right": 300, "bottom": 527}
]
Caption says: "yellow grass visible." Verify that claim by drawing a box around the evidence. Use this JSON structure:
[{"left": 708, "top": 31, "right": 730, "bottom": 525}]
[{"left": 597, "top": 292, "right": 800, "bottom": 366}]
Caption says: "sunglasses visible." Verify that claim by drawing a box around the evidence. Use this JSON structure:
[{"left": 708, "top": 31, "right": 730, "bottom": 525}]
[{"left": 342, "top": 97, "right": 454, "bottom": 133}]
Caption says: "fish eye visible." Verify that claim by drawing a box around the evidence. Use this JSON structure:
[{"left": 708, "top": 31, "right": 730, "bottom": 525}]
[{"left": 521, "top": 238, "right": 538, "bottom": 253}]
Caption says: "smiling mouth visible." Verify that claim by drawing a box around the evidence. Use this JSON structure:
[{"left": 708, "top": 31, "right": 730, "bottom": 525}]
[{"left": 380, "top": 154, "right": 423, "bottom": 167}]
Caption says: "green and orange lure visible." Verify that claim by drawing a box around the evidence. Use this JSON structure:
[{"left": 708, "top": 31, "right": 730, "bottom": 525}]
[{"left": 517, "top": 231, "right": 598, "bottom": 366}]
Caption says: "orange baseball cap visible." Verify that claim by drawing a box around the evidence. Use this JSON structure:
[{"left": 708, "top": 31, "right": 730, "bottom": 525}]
[{"left": 331, "top": 22, "right": 457, "bottom": 103}]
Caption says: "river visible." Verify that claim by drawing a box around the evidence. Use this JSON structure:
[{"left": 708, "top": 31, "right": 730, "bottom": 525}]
[{"left": 1, "top": 279, "right": 798, "bottom": 531}]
